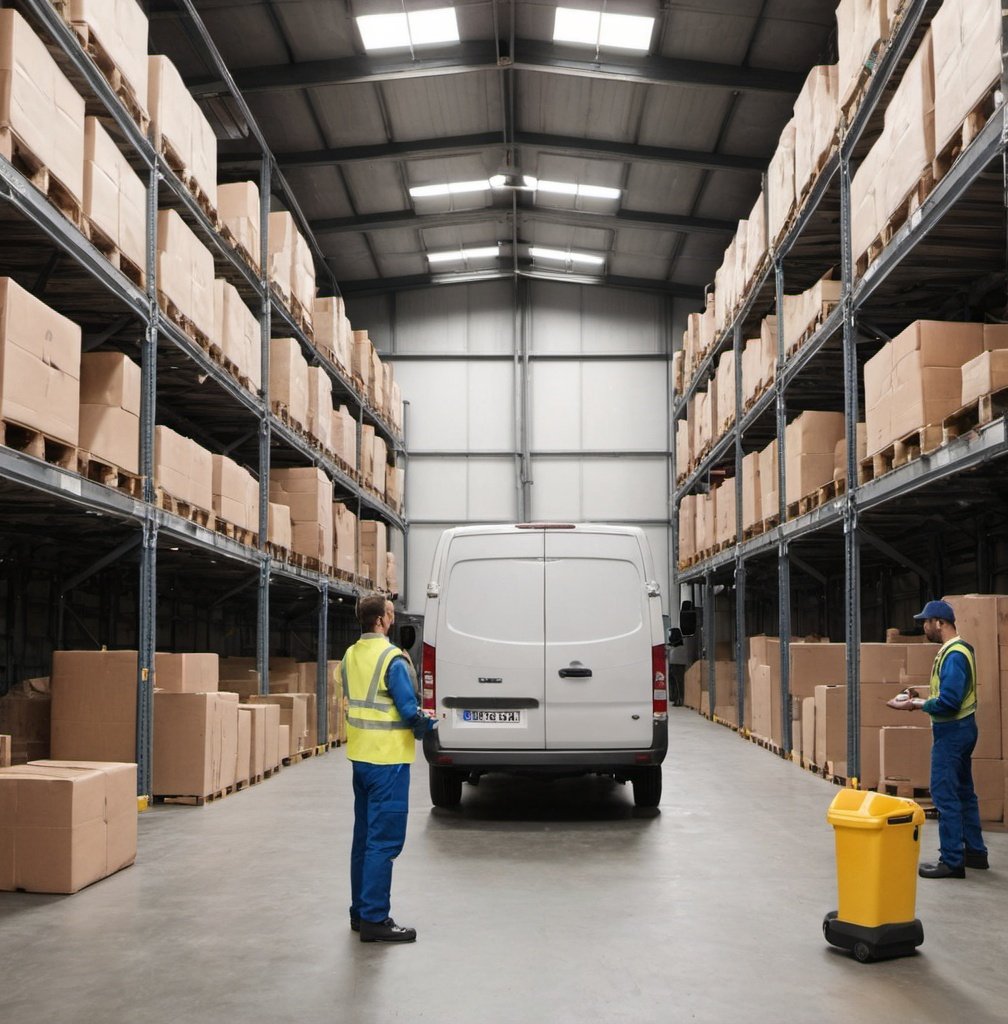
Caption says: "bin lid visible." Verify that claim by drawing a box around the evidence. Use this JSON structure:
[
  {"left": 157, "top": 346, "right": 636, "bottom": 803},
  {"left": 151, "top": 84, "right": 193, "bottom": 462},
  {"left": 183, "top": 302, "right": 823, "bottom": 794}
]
[{"left": 826, "top": 789, "right": 926, "bottom": 829}]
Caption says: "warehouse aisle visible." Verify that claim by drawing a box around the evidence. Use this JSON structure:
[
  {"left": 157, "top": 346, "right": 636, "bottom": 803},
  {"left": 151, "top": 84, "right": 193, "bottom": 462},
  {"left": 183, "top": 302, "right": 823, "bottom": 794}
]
[{"left": 2, "top": 710, "right": 1006, "bottom": 1024}]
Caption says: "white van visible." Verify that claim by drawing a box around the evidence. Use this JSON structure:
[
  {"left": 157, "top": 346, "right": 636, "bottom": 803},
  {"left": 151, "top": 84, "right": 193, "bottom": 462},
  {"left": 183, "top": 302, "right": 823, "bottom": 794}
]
[{"left": 420, "top": 523, "right": 668, "bottom": 808}]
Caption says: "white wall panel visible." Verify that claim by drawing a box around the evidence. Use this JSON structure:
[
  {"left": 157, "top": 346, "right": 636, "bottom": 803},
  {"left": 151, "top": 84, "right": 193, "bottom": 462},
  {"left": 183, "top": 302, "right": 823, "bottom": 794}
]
[
  {"left": 392, "top": 281, "right": 513, "bottom": 355},
  {"left": 407, "top": 458, "right": 517, "bottom": 522},
  {"left": 527, "top": 281, "right": 582, "bottom": 354},
  {"left": 393, "top": 361, "right": 514, "bottom": 451},
  {"left": 528, "top": 458, "right": 667, "bottom": 521},
  {"left": 528, "top": 459, "right": 583, "bottom": 521},
  {"left": 530, "top": 361, "right": 668, "bottom": 451}
]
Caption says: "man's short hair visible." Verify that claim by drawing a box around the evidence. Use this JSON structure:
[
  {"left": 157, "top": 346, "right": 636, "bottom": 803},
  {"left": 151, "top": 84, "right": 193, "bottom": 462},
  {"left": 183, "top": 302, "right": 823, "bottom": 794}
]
[{"left": 357, "top": 593, "right": 389, "bottom": 631}]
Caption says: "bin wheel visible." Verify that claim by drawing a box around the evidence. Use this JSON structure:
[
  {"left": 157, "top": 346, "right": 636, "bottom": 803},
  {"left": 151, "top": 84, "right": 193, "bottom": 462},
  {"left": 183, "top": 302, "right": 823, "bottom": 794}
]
[{"left": 853, "top": 941, "right": 873, "bottom": 964}]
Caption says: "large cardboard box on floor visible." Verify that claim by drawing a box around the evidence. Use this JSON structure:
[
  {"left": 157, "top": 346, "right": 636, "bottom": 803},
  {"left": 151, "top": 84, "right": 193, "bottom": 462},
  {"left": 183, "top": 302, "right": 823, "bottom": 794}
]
[
  {"left": 50, "top": 650, "right": 137, "bottom": 762},
  {"left": 333, "top": 501, "right": 357, "bottom": 575},
  {"left": 0, "top": 761, "right": 136, "bottom": 893},
  {"left": 211, "top": 453, "right": 259, "bottom": 533},
  {"left": 931, "top": 0, "right": 1001, "bottom": 156},
  {"left": 83, "top": 116, "right": 146, "bottom": 273},
  {"left": 269, "top": 338, "right": 309, "bottom": 428},
  {"left": 214, "top": 279, "right": 261, "bottom": 393},
  {"left": 801, "top": 696, "right": 816, "bottom": 765},
  {"left": 789, "top": 641, "right": 846, "bottom": 699},
  {"left": 360, "top": 520, "right": 388, "bottom": 591},
  {"left": 78, "top": 351, "right": 140, "bottom": 474},
  {"left": 147, "top": 54, "right": 216, "bottom": 209},
  {"left": 153, "top": 691, "right": 239, "bottom": 797},
  {"left": 972, "top": 757, "right": 1004, "bottom": 823},
  {"left": 156, "top": 209, "right": 215, "bottom": 342},
  {"left": 154, "top": 653, "right": 218, "bottom": 694},
  {"left": 0, "top": 277, "right": 82, "bottom": 447},
  {"left": 0, "top": 9, "right": 86, "bottom": 203},
  {"left": 238, "top": 703, "right": 268, "bottom": 779},
  {"left": 860, "top": 725, "right": 881, "bottom": 790},
  {"left": 248, "top": 694, "right": 308, "bottom": 758},
  {"left": 880, "top": 726, "right": 931, "bottom": 788},
  {"left": 0, "top": 734, "right": 9, "bottom": 768},
  {"left": 235, "top": 708, "right": 251, "bottom": 787},
  {"left": 217, "top": 182, "right": 260, "bottom": 271},
  {"left": 0, "top": 683, "right": 50, "bottom": 764},
  {"left": 217, "top": 658, "right": 260, "bottom": 698},
  {"left": 814, "top": 684, "right": 846, "bottom": 770}
]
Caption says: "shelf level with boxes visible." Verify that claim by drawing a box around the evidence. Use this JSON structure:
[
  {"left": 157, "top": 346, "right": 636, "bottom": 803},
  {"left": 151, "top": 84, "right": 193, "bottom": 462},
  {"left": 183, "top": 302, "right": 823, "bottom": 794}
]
[
  {"left": 672, "top": 0, "right": 1008, "bottom": 790},
  {"left": 0, "top": 0, "right": 408, "bottom": 795}
]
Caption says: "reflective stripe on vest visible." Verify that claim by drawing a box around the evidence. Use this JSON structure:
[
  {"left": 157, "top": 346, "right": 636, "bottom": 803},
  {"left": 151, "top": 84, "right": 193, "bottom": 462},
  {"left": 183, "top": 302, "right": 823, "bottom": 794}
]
[
  {"left": 929, "top": 637, "right": 978, "bottom": 722},
  {"left": 342, "top": 635, "right": 414, "bottom": 764}
]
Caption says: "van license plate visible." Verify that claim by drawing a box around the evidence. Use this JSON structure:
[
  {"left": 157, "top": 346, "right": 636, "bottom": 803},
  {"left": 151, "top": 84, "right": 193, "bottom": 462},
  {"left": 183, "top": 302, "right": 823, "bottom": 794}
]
[{"left": 460, "top": 710, "right": 522, "bottom": 724}]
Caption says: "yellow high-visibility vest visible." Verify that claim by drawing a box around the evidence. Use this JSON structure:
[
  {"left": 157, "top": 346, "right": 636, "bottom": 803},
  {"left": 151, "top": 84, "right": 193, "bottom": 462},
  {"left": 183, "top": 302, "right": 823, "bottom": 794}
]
[
  {"left": 342, "top": 635, "right": 414, "bottom": 764},
  {"left": 928, "top": 637, "right": 977, "bottom": 723}
]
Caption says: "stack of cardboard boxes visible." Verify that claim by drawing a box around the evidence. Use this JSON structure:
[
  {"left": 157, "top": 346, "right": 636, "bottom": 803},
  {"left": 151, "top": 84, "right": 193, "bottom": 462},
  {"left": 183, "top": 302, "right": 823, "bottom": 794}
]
[
  {"left": 217, "top": 181, "right": 260, "bottom": 270},
  {"left": 156, "top": 209, "right": 215, "bottom": 342},
  {"left": 269, "top": 338, "right": 309, "bottom": 429},
  {"left": 333, "top": 500, "right": 357, "bottom": 576},
  {"left": 79, "top": 352, "right": 140, "bottom": 475},
  {"left": 784, "top": 411, "right": 846, "bottom": 506},
  {"left": 781, "top": 273, "right": 842, "bottom": 354},
  {"left": 269, "top": 467, "right": 334, "bottom": 567},
  {"left": 214, "top": 279, "right": 261, "bottom": 393},
  {"left": 154, "top": 425, "right": 213, "bottom": 512},
  {"left": 268, "top": 212, "right": 316, "bottom": 326},
  {"left": 70, "top": 0, "right": 149, "bottom": 120},
  {"left": 360, "top": 520, "right": 388, "bottom": 591},
  {"left": 313, "top": 297, "right": 354, "bottom": 375},
  {"left": 740, "top": 317, "right": 777, "bottom": 409},
  {"left": 306, "top": 365, "right": 333, "bottom": 453},
  {"left": 210, "top": 454, "right": 259, "bottom": 534}
]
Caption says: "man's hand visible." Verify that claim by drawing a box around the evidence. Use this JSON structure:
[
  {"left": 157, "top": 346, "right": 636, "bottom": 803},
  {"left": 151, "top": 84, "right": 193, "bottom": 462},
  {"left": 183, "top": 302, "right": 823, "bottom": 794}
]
[{"left": 886, "top": 695, "right": 916, "bottom": 711}]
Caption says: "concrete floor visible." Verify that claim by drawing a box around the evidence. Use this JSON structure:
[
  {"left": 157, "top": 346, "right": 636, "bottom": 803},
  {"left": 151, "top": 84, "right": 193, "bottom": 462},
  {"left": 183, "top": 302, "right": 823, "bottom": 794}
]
[{"left": 2, "top": 709, "right": 1006, "bottom": 1024}]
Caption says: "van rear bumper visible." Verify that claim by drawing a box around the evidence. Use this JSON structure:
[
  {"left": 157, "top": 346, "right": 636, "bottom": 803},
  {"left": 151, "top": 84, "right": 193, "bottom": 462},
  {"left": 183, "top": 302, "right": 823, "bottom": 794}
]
[{"left": 422, "top": 721, "right": 667, "bottom": 770}]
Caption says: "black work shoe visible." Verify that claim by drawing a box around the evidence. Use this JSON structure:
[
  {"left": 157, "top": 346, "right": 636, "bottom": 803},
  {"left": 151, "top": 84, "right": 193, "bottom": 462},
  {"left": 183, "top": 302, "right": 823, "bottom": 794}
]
[
  {"left": 359, "top": 917, "right": 417, "bottom": 943},
  {"left": 919, "top": 860, "right": 965, "bottom": 879},
  {"left": 350, "top": 917, "right": 360, "bottom": 932},
  {"left": 965, "top": 849, "right": 989, "bottom": 870}
]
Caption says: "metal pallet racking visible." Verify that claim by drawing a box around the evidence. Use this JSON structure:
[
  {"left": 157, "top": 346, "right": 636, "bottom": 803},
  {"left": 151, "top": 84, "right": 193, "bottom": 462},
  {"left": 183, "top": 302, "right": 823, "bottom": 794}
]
[
  {"left": 0, "top": 0, "right": 408, "bottom": 794},
  {"left": 671, "top": 0, "right": 1008, "bottom": 779}
]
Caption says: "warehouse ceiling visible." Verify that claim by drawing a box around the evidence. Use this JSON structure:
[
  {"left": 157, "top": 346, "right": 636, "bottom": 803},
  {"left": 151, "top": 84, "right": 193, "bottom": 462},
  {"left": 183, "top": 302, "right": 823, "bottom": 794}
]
[{"left": 149, "top": 0, "right": 838, "bottom": 300}]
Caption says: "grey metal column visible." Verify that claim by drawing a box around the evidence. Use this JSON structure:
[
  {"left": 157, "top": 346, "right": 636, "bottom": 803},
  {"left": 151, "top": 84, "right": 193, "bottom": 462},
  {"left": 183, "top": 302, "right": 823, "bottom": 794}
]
[
  {"left": 733, "top": 321, "right": 746, "bottom": 730},
  {"left": 316, "top": 581, "right": 329, "bottom": 747},
  {"left": 774, "top": 257, "right": 792, "bottom": 754},
  {"left": 257, "top": 156, "right": 272, "bottom": 696},
  {"left": 839, "top": 150, "right": 862, "bottom": 781},
  {"left": 136, "top": 159, "right": 160, "bottom": 797}
]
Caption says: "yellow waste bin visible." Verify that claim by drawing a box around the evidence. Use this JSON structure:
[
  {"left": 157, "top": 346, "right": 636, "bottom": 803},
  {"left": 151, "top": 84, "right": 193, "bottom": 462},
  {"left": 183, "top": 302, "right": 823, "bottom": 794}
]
[{"left": 823, "top": 789, "right": 925, "bottom": 962}]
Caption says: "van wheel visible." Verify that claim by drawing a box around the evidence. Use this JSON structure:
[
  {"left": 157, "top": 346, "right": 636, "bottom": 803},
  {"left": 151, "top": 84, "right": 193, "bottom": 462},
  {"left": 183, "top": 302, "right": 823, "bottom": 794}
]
[
  {"left": 631, "top": 766, "right": 662, "bottom": 808},
  {"left": 430, "top": 766, "right": 463, "bottom": 808}
]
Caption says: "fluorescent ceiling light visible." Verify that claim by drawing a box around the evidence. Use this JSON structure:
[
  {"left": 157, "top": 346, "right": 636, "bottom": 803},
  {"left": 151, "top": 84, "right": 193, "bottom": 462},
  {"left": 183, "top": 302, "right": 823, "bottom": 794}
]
[
  {"left": 357, "top": 7, "right": 459, "bottom": 52},
  {"left": 553, "top": 8, "right": 654, "bottom": 52},
  {"left": 409, "top": 179, "right": 492, "bottom": 198},
  {"left": 533, "top": 179, "right": 621, "bottom": 200},
  {"left": 427, "top": 245, "right": 500, "bottom": 264},
  {"left": 578, "top": 183, "right": 622, "bottom": 200},
  {"left": 530, "top": 246, "right": 606, "bottom": 266}
]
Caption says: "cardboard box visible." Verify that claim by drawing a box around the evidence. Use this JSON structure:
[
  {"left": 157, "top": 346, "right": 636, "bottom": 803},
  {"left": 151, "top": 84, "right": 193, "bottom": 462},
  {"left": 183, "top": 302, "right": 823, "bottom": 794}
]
[
  {"left": 147, "top": 55, "right": 216, "bottom": 208},
  {"left": 815, "top": 684, "right": 846, "bottom": 768},
  {"left": 0, "top": 761, "right": 136, "bottom": 893},
  {"left": 238, "top": 703, "right": 268, "bottom": 778},
  {"left": 278, "top": 724, "right": 290, "bottom": 762},
  {"left": 677, "top": 494, "right": 695, "bottom": 565},
  {"left": 360, "top": 520, "right": 388, "bottom": 590},
  {"left": 750, "top": 663, "right": 774, "bottom": 742},
  {"left": 248, "top": 694, "right": 308, "bottom": 758},
  {"left": 212, "top": 454, "right": 258, "bottom": 533},
  {"left": 860, "top": 682, "right": 919, "bottom": 728},
  {"left": 80, "top": 351, "right": 140, "bottom": 416},
  {"left": 270, "top": 338, "right": 309, "bottom": 428},
  {"left": 333, "top": 501, "right": 357, "bottom": 575},
  {"left": 79, "top": 405, "right": 139, "bottom": 475},
  {"left": 156, "top": 209, "right": 215, "bottom": 342},
  {"left": 859, "top": 725, "right": 881, "bottom": 790},
  {"left": 767, "top": 119, "right": 796, "bottom": 245},
  {"left": 154, "top": 424, "right": 189, "bottom": 503},
  {"left": 372, "top": 435, "right": 388, "bottom": 495},
  {"left": 932, "top": 0, "right": 1001, "bottom": 155},
  {"left": 784, "top": 411, "right": 846, "bottom": 504},
  {"left": 83, "top": 116, "right": 146, "bottom": 271},
  {"left": 758, "top": 439, "right": 779, "bottom": 521},
  {"left": 714, "top": 351, "right": 736, "bottom": 433},
  {"left": 360, "top": 423, "right": 376, "bottom": 484},
  {"left": 836, "top": 0, "right": 889, "bottom": 109},
  {"left": 0, "top": 690, "right": 50, "bottom": 765},
  {"left": 743, "top": 192, "right": 767, "bottom": 288},
  {"left": 972, "top": 757, "right": 1003, "bottom": 823},
  {"left": 793, "top": 64, "right": 839, "bottom": 199},
  {"left": 214, "top": 279, "right": 261, "bottom": 393},
  {"left": 802, "top": 696, "right": 816, "bottom": 764},
  {"left": 860, "top": 643, "right": 907, "bottom": 683},
  {"left": 714, "top": 480, "right": 736, "bottom": 547},
  {"left": 268, "top": 212, "right": 315, "bottom": 314},
  {"left": 70, "top": 1, "right": 148, "bottom": 118},
  {"left": 314, "top": 297, "right": 353, "bottom": 370},
  {"left": 218, "top": 658, "right": 260, "bottom": 698},
  {"left": 268, "top": 501, "right": 292, "bottom": 550},
  {"left": 833, "top": 424, "right": 867, "bottom": 483},
  {"left": 153, "top": 691, "right": 239, "bottom": 797},
  {"left": 0, "top": 734, "right": 9, "bottom": 768},
  {"left": 879, "top": 726, "right": 931, "bottom": 788},
  {"left": 154, "top": 653, "right": 218, "bottom": 694},
  {"left": 217, "top": 182, "right": 260, "bottom": 270},
  {"left": 961, "top": 349, "right": 1008, "bottom": 408},
  {"left": 332, "top": 405, "right": 358, "bottom": 471},
  {"left": 0, "top": 10, "right": 85, "bottom": 203},
  {"left": 270, "top": 467, "right": 333, "bottom": 563},
  {"left": 0, "top": 277, "right": 82, "bottom": 446},
  {"left": 307, "top": 365, "right": 333, "bottom": 451},
  {"left": 789, "top": 642, "right": 846, "bottom": 699},
  {"left": 235, "top": 708, "right": 251, "bottom": 787},
  {"left": 50, "top": 650, "right": 137, "bottom": 762}
]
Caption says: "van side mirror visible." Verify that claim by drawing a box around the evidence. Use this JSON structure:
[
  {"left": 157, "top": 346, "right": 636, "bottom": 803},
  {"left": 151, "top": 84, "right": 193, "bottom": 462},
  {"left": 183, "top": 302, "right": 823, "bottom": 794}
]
[
  {"left": 679, "top": 609, "right": 697, "bottom": 636},
  {"left": 668, "top": 628, "right": 684, "bottom": 648}
]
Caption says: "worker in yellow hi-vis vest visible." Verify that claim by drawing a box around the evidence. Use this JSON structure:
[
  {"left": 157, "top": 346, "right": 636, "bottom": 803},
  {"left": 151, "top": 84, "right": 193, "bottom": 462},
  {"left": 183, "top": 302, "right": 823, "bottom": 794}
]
[
  {"left": 342, "top": 593, "right": 435, "bottom": 943},
  {"left": 888, "top": 600, "right": 989, "bottom": 879}
]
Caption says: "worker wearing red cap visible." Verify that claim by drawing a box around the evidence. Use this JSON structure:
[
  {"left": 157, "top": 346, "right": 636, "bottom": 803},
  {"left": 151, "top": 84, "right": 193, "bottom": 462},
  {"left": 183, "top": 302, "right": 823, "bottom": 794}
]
[{"left": 888, "top": 600, "right": 988, "bottom": 878}]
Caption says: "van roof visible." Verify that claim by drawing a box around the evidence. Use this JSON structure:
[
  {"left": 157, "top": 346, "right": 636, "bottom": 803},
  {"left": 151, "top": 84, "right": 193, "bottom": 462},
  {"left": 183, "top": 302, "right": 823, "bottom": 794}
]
[{"left": 440, "top": 523, "right": 647, "bottom": 539}]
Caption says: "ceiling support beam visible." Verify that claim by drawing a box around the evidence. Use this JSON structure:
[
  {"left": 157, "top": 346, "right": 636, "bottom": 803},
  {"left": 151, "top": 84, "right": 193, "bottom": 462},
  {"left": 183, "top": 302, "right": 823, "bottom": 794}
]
[
  {"left": 310, "top": 205, "right": 736, "bottom": 236},
  {"left": 218, "top": 131, "right": 766, "bottom": 175},
  {"left": 189, "top": 38, "right": 805, "bottom": 97}
]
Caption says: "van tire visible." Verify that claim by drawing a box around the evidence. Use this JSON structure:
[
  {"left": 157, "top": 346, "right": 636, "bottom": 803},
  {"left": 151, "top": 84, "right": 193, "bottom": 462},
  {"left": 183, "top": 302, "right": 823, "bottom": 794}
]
[
  {"left": 430, "top": 765, "right": 463, "bottom": 807},
  {"left": 631, "top": 766, "right": 662, "bottom": 808}
]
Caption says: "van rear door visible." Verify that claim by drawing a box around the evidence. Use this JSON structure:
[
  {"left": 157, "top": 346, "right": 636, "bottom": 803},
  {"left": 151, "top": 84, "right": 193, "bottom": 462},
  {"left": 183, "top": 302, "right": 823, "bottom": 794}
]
[
  {"left": 544, "top": 530, "right": 652, "bottom": 750},
  {"left": 434, "top": 529, "right": 546, "bottom": 750}
]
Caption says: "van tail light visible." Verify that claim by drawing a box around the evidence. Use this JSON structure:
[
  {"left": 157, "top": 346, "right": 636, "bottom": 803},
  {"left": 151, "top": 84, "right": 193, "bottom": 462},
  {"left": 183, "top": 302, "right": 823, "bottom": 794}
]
[
  {"left": 652, "top": 644, "right": 668, "bottom": 721},
  {"left": 422, "top": 642, "right": 436, "bottom": 712}
]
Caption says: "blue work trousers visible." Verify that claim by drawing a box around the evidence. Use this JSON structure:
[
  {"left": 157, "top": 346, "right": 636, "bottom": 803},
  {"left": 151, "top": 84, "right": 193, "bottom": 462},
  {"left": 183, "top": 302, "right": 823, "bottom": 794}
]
[
  {"left": 931, "top": 715, "right": 986, "bottom": 868},
  {"left": 350, "top": 761, "right": 410, "bottom": 923}
]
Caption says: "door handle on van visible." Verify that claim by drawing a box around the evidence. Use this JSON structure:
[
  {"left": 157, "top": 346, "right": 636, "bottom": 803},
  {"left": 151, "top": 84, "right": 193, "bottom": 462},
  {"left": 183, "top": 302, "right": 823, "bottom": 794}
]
[{"left": 559, "top": 663, "right": 592, "bottom": 678}]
